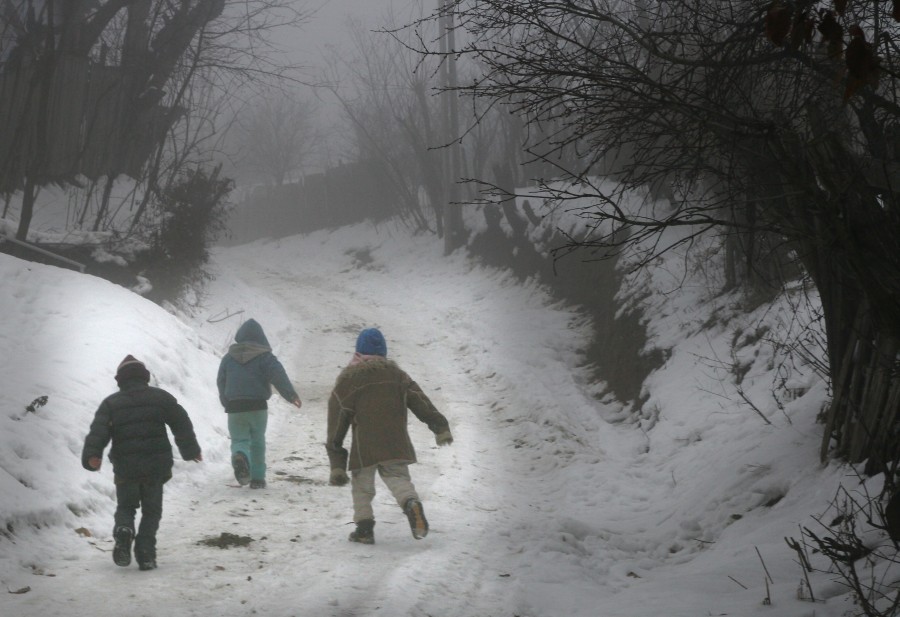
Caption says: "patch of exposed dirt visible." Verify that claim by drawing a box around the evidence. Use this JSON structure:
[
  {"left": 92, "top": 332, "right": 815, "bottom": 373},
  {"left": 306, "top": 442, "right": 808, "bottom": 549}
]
[
  {"left": 273, "top": 472, "right": 326, "bottom": 486},
  {"left": 197, "top": 532, "right": 254, "bottom": 549}
]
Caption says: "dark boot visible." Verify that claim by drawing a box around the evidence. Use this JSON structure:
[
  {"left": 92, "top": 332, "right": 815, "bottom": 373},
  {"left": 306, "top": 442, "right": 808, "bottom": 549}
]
[
  {"left": 232, "top": 452, "right": 251, "bottom": 486},
  {"left": 249, "top": 479, "right": 266, "bottom": 489},
  {"left": 112, "top": 526, "right": 134, "bottom": 567},
  {"left": 138, "top": 558, "right": 157, "bottom": 571},
  {"left": 348, "top": 519, "right": 375, "bottom": 544},
  {"left": 134, "top": 536, "right": 157, "bottom": 571},
  {"left": 404, "top": 498, "right": 428, "bottom": 539}
]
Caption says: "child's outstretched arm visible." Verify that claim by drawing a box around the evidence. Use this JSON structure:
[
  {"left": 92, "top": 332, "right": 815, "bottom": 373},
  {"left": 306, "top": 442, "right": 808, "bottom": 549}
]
[{"left": 406, "top": 378, "right": 453, "bottom": 446}]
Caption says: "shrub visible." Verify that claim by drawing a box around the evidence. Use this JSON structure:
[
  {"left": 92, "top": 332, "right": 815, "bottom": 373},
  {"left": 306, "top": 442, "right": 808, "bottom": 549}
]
[{"left": 138, "top": 166, "right": 232, "bottom": 306}]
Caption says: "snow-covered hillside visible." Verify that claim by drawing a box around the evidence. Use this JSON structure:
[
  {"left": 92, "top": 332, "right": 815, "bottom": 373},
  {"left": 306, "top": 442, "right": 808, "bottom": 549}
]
[{"left": 0, "top": 218, "right": 878, "bottom": 617}]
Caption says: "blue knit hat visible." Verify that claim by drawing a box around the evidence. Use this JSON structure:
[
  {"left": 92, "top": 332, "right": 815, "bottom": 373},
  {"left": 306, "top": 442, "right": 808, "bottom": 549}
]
[{"left": 355, "top": 328, "right": 387, "bottom": 357}]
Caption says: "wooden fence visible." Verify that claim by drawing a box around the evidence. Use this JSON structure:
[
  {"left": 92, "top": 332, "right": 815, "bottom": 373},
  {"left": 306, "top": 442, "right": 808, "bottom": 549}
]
[
  {"left": 0, "top": 54, "right": 178, "bottom": 193},
  {"left": 224, "top": 160, "right": 399, "bottom": 245}
]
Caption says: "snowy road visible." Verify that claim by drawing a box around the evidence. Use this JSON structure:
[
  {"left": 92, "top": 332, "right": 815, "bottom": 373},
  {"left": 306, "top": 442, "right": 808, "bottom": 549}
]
[
  {"left": 5, "top": 226, "right": 614, "bottom": 617},
  {"left": 4, "top": 224, "right": 847, "bottom": 617},
  {"left": 190, "top": 238, "right": 523, "bottom": 617},
  {"left": 181, "top": 232, "right": 617, "bottom": 617}
]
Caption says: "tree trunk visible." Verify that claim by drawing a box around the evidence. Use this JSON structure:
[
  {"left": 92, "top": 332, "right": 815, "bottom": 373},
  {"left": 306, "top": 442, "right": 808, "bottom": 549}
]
[
  {"left": 16, "top": 13, "right": 58, "bottom": 242},
  {"left": 492, "top": 161, "right": 528, "bottom": 239},
  {"left": 129, "top": 139, "right": 166, "bottom": 233},
  {"left": 768, "top": 126, "right": 900, "bottom": 474},
  {"left": 92, "top": 175, "right": 116, "bottom": 231},
  {"left": 441, "top": 1, "right": 463, "bottom": 255},
  {"left": 15, "top": 177, "right": 36, "bottom": 241}
]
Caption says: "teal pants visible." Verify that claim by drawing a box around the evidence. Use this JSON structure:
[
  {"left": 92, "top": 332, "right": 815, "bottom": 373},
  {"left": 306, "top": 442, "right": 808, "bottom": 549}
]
[{"left": 228, "top": 409, "right": 269, "bottom": 481}]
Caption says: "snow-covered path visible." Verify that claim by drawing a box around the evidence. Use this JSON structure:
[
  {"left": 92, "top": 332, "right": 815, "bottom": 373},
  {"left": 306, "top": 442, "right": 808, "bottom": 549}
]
[
  {"left": 3, "top": 223, "right": 853, "bottom": 617},
  {"left": 177, "top": 230, "right": 620, "bottom": 617},
  {"left": 4, "top": 226, "right": 623, "bottom": 617}
]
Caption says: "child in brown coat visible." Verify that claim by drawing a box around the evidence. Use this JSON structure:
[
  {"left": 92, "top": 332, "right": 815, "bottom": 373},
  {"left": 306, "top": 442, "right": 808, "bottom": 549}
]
[{"left": 326, "top": 328, "right": 452, "bottom": 544}]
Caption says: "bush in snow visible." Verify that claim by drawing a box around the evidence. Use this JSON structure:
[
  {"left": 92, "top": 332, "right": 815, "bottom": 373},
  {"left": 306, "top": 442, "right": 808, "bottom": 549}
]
[{"left": 137, "top": 167, "right": 232, "bottom": 307}]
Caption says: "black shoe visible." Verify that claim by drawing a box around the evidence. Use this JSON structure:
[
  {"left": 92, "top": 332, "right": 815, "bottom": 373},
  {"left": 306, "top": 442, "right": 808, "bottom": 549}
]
[
  {"left": 135, "top": 543, "right": 156, "bottom": 571},
  {"left": 249, "top": 479, "right": 266, "bottom": 489},
  {"left": 232, "top": 452, "right": 251, "bottom": 486},
  {"left": 112, "top": 526, "right": 134, "bottom": 567},
  {"left": 348, "top": 520, "right": 375, "bottom": 544},
  {"left": 404, "top": 499, "right": 428, "bottom": 539}
]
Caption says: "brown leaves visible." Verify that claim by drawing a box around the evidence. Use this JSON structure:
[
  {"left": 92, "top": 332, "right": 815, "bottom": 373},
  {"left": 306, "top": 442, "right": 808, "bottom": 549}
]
[
  {"left": 817, "top": 10, "right": 844, "bottom": 59},
  {"left": 765, "top": 3, "right": 842, "bottom": 54},
  {"left": 844, "top": 24, "right": 880, "bottom": 100},
  {"left": 765, "top": 2, "right": 792, "bottom": 46},
  {"left": 792, "top": 11, "right": 816, "bottom": 47},
  {"left": 763, "top": 2, "right": 891, "bottom": 102},
  {"left": 765, "top": 3, "right": 816, "bottom": 49}
]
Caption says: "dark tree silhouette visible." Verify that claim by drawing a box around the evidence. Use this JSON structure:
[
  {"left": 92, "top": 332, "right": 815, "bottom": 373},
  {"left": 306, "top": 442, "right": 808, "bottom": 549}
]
[
  {"left": 0, "top": 0, "right": 230, "bottom": 239},
  {"left": 417, "top": 0, "right": 900, "bottom": 469}
]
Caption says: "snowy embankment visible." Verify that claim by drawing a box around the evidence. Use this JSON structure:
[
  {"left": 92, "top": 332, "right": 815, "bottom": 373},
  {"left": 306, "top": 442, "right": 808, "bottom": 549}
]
[{"left": 0, "top": 217, "right": 868, "bottom": 617}]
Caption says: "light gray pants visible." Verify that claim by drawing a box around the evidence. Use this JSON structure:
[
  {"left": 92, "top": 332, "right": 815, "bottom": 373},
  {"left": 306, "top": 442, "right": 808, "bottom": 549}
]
[{"left": 351, "top": 462, "right": 418, "bottom": 522}]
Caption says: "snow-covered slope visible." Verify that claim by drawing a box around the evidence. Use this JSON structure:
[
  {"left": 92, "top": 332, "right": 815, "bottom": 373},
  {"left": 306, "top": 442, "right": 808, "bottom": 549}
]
[{"left": 0, "top": 219, "right": 870, "bottom": 617}]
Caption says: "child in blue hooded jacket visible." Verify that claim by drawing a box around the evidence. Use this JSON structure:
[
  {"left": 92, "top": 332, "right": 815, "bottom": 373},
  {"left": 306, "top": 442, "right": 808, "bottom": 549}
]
[{"left": 217, "top": 319, "right": 302, "bottom": 488}]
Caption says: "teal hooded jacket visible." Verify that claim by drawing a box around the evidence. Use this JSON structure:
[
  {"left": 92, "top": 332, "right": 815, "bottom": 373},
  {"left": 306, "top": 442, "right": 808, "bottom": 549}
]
[{"left": 217, "top": 319, "right": 299, "bottom": 412}]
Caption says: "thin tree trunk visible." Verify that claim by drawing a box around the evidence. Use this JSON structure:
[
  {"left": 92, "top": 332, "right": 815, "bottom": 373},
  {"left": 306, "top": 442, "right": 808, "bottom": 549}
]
[
  {"left": 92, "top": 175, "right": 116, "bottom": 231},
  {"left": 17, "top": 5, "right": 58, "bottom": 242},
  {"left": 15, "top": 177, "right": 36, "bottom": 241},
  {"left": 77, "top": 178, "right": 99, "bottom": 229},
  {"left": 492, "top": 161, "right": 527, "bottom": 239}
]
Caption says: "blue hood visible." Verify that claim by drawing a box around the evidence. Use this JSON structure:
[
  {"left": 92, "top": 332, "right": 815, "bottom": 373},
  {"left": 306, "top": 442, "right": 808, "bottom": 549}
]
[{"left": 235, "top": 319, "right": 271, "bottom": 347}]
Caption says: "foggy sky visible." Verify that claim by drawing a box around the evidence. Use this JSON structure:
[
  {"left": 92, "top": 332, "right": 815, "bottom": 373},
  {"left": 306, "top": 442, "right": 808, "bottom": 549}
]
[{"left": 284, "top": 0, "right": 414, "bottom": 68}]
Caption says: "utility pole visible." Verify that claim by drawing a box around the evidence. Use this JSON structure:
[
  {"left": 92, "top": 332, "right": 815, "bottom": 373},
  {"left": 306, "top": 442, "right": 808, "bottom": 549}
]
[{"left": 441, "top": 0, "right": 462, "bottom": 255}]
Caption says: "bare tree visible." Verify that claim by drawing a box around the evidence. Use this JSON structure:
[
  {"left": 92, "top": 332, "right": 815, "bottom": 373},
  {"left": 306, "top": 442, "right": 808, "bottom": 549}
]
[
  {"left": 417, "top": 0, "right": 900, "bottom": 469},
  {"left": 0, "top": 0, "right": 309, "bottom": 239},
  {"left": 318, "top": 10, "right": 443, "bottom": 231},
  {"left": 238, "top": 91, "right": 320, "bottom": 185},
  {"left": 0, "top": 0, "right": 233, "bottom": 239}
]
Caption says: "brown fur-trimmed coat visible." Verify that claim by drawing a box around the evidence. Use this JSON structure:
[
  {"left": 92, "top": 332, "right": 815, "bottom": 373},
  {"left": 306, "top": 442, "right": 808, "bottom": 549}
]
[{"left": 326, "top": 357, "right": 449, "bottom": 472}]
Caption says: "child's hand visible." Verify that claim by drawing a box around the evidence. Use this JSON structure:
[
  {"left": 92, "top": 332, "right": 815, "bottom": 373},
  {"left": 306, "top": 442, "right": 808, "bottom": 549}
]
[
  {"left": 88, "top": 456, "right": 102, "bottom": 470},
  {"left": 193, "top": 453, "right": 203, "bottom": 462},
  {"left": 435, "top": 430, "right": 454, "bottom": 447},
  {"left": 329, "top": 468, "right": 349, "bottom": 486},
  {"left": 291, "top": 398, "right": 302, "bottom": 409}
]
